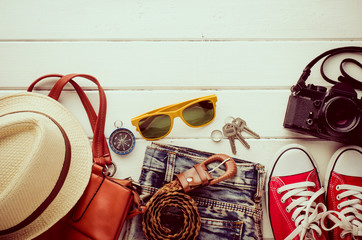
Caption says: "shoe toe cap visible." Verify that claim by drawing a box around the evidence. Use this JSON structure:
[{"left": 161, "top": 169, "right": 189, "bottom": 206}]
[
  {"left": 333, "top": 146, "right": 362, "bottom": 177},
  {"left": 272, "top": 146, "right": 316, "bottom": 177}
]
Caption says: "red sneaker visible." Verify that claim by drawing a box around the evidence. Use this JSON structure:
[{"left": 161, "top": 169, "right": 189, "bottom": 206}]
[
  {"left": 266, "top": 144, "right": 327, "bottom": 240},
  {"left": 322, "top": 146, "right": 362, "bottom": 240}
]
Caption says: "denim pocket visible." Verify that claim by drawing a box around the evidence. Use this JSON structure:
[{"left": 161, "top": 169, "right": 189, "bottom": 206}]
[{"left": 199, "top": 217, "right": 243, "bottom": 240}]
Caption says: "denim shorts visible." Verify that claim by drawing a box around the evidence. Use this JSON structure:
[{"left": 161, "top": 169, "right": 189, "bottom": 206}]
[{"left": 123, "top": 143, "right": 265, "bottom": 240}]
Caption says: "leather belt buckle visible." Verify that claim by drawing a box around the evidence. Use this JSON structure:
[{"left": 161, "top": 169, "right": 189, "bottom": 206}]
[{"left": 176, "top": 154, "right": 237, "bottom": 193}]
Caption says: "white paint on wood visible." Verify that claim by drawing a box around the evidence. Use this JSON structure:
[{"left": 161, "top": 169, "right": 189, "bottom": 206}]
[
  {"left": 0, "top": 42, "right": 361, "bottom": 89},
  {"left": 1, "top": 1, "right": 361, "bottom": 238},
  {"left": 1, "top": 0, "right": 361, "bottom": 40}
]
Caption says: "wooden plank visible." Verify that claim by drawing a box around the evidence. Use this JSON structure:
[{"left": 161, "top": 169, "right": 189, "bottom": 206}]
[
  {"left": 3, "top": 88, "right": 357, "bottom": 148},
  {"left": 0, "top": 41, "right": 361, "bottom": 89},
  {"left": 1, "top": 0, "right": 361, "bottom": 40},
  {"left": 0, "top": 89, "right": 316, "bottom": 139}
]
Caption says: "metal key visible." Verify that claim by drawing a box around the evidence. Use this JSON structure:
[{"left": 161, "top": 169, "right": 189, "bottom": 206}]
[
  {"left": 235, "top": 129, "right": 251, "bottom": 149},
  {"left": 222, "top": 123, "right": 237, "bottom": 154},
  {"left": 232, "top": 117, "right": 260, "bottom": 139},
  {"left": 228, "top": 118, "right": 250, "bottom": 149}
]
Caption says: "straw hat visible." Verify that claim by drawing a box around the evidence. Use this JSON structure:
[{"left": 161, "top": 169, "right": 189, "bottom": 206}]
[{"left": 0, "top": 92, "right": 93, "bottom": 240}]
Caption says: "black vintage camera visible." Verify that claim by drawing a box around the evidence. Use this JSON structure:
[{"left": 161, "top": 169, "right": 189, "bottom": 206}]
[
  {"left": 283, "top": 46, "right": 362, "bottom": 146},
  {"left": 284, "top": 83, "right": 362, "bottom": 145}
]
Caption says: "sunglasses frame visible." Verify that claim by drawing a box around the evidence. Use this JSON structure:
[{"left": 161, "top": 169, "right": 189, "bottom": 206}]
[{"left": 131, "top": 94, "right": 217, "bottom": 140}]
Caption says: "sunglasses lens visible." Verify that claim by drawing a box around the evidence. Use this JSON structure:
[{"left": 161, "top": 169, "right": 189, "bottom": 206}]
[
  {"left": 138, "top": 114, "right": 171, "bottom": 139},
  {"left": 183, "top": 100, "right": 215, "bottom": 126}
]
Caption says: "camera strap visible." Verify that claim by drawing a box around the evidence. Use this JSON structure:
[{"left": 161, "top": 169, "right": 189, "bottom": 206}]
[{"left": 293, "top": 46, "right": 362, "bottom": 93}]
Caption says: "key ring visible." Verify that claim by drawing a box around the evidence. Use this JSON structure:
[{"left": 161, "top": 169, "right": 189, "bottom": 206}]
[
  {"left": 211, "top": 129, "right": 223, "bottom": 142},
  {"left": 224, "top": 116, "right": 235, "bottom": 124},
  {"left": 114, "top": 120, "right": 123, "bottom": 129},
  {"left": 211, "top": 116, "right": 235, "bottom": 142}
]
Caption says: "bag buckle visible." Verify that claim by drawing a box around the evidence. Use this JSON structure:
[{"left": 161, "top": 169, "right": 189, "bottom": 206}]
[
  {"left": 102, "top": 162, "right": 117, "bottom": 177},
  {"left": 176, "top": 154, "right": 237, "bottom": 193}
]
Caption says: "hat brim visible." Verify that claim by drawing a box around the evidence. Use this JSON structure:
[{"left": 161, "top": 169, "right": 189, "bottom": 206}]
[{"left": 0, "top": 92, "right": 92, "bottom": 240}]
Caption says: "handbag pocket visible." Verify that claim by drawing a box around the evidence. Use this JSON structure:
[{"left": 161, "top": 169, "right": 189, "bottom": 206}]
[
  {"left": 35, "top": 170, "right": 134, "bottom": 240},
  {"left": 68, "top": 171, "right": 134, "bottom": 240}
]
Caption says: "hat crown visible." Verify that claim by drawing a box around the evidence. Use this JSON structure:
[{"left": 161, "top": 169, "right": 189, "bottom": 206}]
[
  {"left": 0, "top": 92, "right": 92, "bottom": 240},
  {"left": 0, "top": 112, "right": 66, "bottom": 230}
]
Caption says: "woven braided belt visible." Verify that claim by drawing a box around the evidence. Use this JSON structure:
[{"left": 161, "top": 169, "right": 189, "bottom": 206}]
[{"left": 142, "top": 154, "right": 237, "bottom": 240}]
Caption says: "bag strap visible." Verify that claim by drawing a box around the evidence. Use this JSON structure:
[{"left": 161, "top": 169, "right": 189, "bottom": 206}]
[
  {"left": 28, "top": 74, "right": 112, "bottom": 166},
  {"left": 28, "top": 74, "right": 98, "bottom": 130},
  {"left": 292, "top": 46, "right": 362, "bottom": 93}
]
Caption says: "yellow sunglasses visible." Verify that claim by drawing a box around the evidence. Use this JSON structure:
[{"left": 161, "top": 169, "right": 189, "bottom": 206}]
[{"left": 131, "top": 95, "right": 217, "bottom": 140}]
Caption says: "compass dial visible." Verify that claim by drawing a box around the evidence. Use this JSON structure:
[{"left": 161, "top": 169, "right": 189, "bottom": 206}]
[{"left": 109, "top": 128, "right": 136, "bottom": 155}]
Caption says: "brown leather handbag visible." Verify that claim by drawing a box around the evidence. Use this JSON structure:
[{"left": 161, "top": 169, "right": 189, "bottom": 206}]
[{"left": 29, "top": 74, "right": 142, "bottom": 240}]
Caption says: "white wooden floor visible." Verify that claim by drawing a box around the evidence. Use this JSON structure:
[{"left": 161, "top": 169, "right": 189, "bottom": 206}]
[{"left": 1, "top": 1, "right": 361, "bottom": 239}]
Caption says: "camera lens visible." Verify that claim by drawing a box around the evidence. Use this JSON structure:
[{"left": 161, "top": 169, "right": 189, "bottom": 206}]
[{"left": 323, "top": 97, "right": 360, "bottom": 133}]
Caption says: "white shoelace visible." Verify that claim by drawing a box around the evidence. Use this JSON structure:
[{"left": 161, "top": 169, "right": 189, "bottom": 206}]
[
  {"left": 277, "top": 181, "right": 327, "bottom": 240},
  {"left": 322, "top": 184, "right": 362, "bottom": 239}
]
